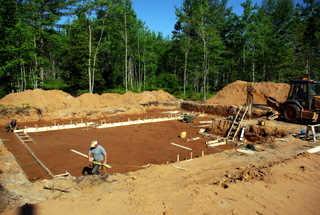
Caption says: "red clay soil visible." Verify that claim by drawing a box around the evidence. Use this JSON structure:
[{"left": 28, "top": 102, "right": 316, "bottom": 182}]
[
  {"left": 0, "top": 81, "right": 291, "bottom": 180},
  {"left": 1, "top": 112, "right": 233, "bottom": 181}
]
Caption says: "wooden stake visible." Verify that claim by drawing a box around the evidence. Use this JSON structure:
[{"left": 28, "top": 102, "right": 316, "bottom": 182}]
[
  {"left": 177, "top": 154, "right": 180, "bottom": 162},
  {"left": 190, "top": 152, "right": 193, "bottom": 160},
  {"left": 202, "top": 151, "right": 204, "bottom": 157}
]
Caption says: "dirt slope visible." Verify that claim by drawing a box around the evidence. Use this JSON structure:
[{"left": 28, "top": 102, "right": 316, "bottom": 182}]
[{"left": 206, "top": 80, "right": 290, "bottom": 106}]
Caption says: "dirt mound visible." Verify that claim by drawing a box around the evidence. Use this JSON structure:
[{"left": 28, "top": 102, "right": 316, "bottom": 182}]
[
  {"left": 206, "top": 80, "right": 290, "bottom": 106},
  {"left": 0, "top": 89, "right": 72, "bottom": 110},
  {"left": 0, "top": 89, "right": 179, "bottom": 124},
  {"left": 0, "top": 89, "right": 177, "bottom": 110}
]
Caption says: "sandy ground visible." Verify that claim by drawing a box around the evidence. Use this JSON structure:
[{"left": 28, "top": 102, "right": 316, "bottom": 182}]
[
  {"left": 2, "top": 132, "right": 320, "bottom": 215},
  {"left": 1, "top": 81, "right": 320, "bottom": 214}
]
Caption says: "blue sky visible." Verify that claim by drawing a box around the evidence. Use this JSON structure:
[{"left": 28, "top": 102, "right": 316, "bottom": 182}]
[{"left": 132, "top": 0, "right": 304, "bottom": 38}]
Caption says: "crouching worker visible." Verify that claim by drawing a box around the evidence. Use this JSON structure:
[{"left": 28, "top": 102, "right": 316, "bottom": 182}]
[
  {"left": 5, "top": 119, "right": 18, "bottom": 132},
  {"left": 88, "top": 140, "right": 107, "bottom": 175}
]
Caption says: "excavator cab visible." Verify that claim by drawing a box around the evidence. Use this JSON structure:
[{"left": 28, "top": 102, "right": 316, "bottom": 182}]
[{"left": 283, "top": 79, "right": 320, "bottom": 123}]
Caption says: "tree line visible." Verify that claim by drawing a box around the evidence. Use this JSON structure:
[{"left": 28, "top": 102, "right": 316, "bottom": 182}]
[{"left": 0, "top": 0, "right": 319, "bottom": 99}]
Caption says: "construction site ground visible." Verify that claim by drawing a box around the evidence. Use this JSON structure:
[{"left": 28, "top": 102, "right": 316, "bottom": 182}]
[{"left": 1, "top": 81, "right": 320, "bottom": 214}]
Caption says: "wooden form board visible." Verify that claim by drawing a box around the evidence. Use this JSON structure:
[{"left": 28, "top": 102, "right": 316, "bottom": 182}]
[
  {"left": 70, "top": 149, "right": 112, "bottom": 168},
  {"left": 171, "top": 143, "right": 192, "bottom": 150}
]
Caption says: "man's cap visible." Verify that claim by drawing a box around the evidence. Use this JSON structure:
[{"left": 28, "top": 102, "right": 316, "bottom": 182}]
[{"left": 91, "top": 140, "right": 98, "bottom": 147}]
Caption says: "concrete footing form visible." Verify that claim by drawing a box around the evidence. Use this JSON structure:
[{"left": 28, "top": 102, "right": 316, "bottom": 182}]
[
  {"left": 15, "top": 115, "right": 183, "bottom": 134},
  {"left": 11, "top": 115, "right": 184, "bottom": 178}
]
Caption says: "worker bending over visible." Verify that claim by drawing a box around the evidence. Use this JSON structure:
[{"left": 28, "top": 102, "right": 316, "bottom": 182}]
[{"left": 5, "top": 119, "right": 18, "bottom": 132}]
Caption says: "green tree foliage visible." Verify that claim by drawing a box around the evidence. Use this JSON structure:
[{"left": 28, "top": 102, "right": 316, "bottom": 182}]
[
  {"left": 296, "top": 0, "right": 320, "bottom": 79},
  {"left": 0, "top": 0, "right": 319, "bottom": 99},
  {"left": 174, "top": 0, "right": 231, "bottom": 99}
]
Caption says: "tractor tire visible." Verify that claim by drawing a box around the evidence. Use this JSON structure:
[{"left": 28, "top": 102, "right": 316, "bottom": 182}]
[{"left": 283, "top": 104, "right": 301, "bottom": 123}]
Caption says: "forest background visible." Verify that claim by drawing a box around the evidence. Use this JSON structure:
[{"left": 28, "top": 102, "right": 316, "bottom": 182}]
[{"left": 0, "top": 0, "right": 319, "bottom": 100}]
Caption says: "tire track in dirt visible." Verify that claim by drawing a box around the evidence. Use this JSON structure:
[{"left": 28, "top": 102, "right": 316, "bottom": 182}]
[
  {"left": 222, "top": 184, "right": 283, "bottom": 215},
  {"left": 209, "top": 153, "right": 320, "bottom": 215},
  {"left": 234, "top": 184, "right": 288, "bottom": 214}
]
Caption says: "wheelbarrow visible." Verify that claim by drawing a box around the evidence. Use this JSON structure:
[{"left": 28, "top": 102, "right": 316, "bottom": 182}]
[{"left": 182, "top": 115, "right": 194, "bottom": 123}]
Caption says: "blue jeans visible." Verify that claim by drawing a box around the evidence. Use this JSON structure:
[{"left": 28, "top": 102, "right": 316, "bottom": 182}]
[{"left": 92, "top": 161, "right": 103, "bottom": 175}]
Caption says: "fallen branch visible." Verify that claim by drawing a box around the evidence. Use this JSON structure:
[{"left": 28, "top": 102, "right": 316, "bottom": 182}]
[{"left": 43, "top": 185, "right": 70, "bottom": 193}]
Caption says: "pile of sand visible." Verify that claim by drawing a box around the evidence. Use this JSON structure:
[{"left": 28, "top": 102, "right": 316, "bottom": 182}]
[
  {"left": 206, "top": 80, "right": 290, "bottom": 106},
  {"left": 0, "top": 89, "right": 179, "bottom": 124},
  {"left": 0, "top": 89, "right": 72, "bottom": 110},
  {"left": 0, "top": 80, "right": 290, "bottom": 123},
  {"left": 0, "top": 89, "right": 177, "bottom": 110},
  {"left": 0, "top": 81, "right": 290, "bottom": 110}
]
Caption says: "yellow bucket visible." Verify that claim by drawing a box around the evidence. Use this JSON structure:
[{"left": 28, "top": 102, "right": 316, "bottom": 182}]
[{"left": 180, "top": 131, "right": 187, "bottom": 138}]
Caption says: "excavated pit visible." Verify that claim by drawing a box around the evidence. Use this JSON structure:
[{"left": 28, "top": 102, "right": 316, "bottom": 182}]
[
  {"left": 0, "top": 81, "right": 293, "bottom": 182},
  {"left": 1, "top": 106, "right": 291, "bottom": 182}
]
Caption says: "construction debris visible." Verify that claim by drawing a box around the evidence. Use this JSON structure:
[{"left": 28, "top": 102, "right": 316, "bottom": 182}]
[
  {"left": 187, "top": 137, "right": 201, "bottom": 142},
  {"left": 171, "top": 143, "right": 192, "bottom": 150},
  {"left": 236, "top": 148, "right": 255, "bottom": 155},
  {"left": 173, "top": 166, "right": 188, "bottom": 171},
  {"left": 306, "top": 145, "right": 320, "bottom": 153},
  {"left": 199, "top": 121, "right": 213, "bottom": 124}
]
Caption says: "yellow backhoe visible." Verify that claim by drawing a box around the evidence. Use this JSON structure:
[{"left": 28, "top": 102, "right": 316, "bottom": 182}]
[{"left": 247, "top": 78, "right": 320, "bottom": 123}]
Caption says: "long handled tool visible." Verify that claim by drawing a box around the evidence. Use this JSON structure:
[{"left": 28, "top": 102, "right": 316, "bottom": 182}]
[{"left": 71, "top": 149, "right": 112, "bottom": 168}]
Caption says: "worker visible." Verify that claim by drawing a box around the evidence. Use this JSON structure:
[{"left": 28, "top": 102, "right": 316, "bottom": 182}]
[
  {"left": 5, "top": 119, "right": 18, "bottom": 132},
  {"left": 88, "top": 140, "right": 107, "bottom": 175}
]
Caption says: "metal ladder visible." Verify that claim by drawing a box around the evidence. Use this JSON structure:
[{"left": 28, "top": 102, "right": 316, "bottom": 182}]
[{"left": 226, "top": 105, "right": 248, "bottom": 141}]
